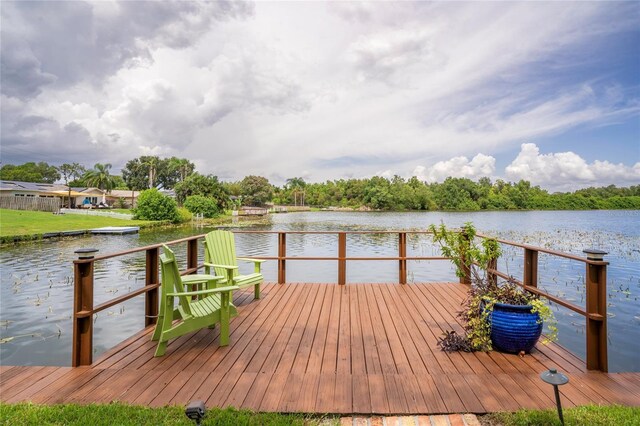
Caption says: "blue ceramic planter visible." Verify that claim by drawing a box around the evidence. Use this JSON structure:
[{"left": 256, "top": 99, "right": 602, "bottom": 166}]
[{"left": 490, "top": 302, "right": 542, "bottom": 353}]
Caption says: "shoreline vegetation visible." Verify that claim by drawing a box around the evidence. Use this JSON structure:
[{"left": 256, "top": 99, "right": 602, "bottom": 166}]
[
  {"left": 0, "top": 209, "right": 156, "bottom": 243},
  {"left": 272, "top": 178, "right": 640, "bottom": 212},
  {"left": 2, "top": 160, "right": 639, "bottom": 213},
  {"left": 2, "top": 203, "right": 639, "bottom": 244},
  {"left": 0, "top": 209, "right": 269, "bottom": 244},
  {"left": 2, "top": 173, "right": 639, "bottom": 244}
]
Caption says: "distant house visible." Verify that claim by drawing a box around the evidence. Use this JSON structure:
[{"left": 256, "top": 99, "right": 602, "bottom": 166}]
[
  {"left": 0, "top": 180, "right": 140, "bottom": 209},
  {"left": 71, "top": 187, "right": 142, "bottom": 208},
  {"left": 0, "top": 180, "right": 67, "bottom": 197},
  {"left": 75, "top": 187, "right": 104, "bottom": 207},
  {"left": 104, "top": 189, "right": 140, "bottom": 208},
  {"left": 0, "top": 180, "right": 69, "bottom": 211},
  {"left": 159, "top": 188, "right": 176, "bottom": 199}
]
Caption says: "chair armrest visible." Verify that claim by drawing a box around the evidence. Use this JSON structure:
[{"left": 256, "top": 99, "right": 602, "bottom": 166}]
[
  {"left": 237, "top": 258, "right": 266, "bottom": 264},
  {"left": 237, "top": 258, "right": 265, "bottom": 274},
  {"left": 203, "top": 262, "right": 239, "bottom": 270},
  {"left": 181, "top": 274, "right": 223, "bottom": 283},
  {"left": 167, "top": 285, "right": 239, "bottom": 297}
]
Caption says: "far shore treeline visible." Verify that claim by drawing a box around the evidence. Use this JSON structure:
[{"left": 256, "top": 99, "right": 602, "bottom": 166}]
[{"left": 1, "top": 158, "right": 639, "bottom": 212}]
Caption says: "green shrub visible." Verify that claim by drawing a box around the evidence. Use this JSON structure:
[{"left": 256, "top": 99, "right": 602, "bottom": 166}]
[
  {"left": 133, "top": 189, "right": 180, "bottom": 223},
  {"left": 183, "top": 195, "right": 220, "bottom": 218},
  {"left": 176, "top": 207, "right": 193, "bottom": 223},
  {"left": 114, "top": 197, "right": 128, "bottom": 209}
]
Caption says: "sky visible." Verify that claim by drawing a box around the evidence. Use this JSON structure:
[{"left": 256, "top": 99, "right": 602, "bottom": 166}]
[{"left": 1, "top": 1, "right": 639, "bottom": 191}]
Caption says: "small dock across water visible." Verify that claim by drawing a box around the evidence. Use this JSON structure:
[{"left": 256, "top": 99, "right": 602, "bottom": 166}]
[
  {"left": 37, "top": 226, "right": 139, "bottom": 240},
  {"left": 90, "top": 226, "right": 139, "bottom": 235}
]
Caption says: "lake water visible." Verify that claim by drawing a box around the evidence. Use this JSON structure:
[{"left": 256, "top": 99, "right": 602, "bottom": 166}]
[{"left": 1, "top": 210, "right": 638, "bottom": 372}]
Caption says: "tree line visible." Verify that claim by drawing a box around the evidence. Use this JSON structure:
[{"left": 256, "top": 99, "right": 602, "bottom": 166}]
[
  {"left": 1, "top": 159, "right": 639, "bottom": 212},
  {"left": 274, "top": 176, "right": 640, "bottom": 211}
]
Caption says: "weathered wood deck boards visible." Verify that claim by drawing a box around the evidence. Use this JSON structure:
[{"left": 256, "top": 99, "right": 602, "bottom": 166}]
[{"left": 2, "top": 283, "right": 639, "bottom": 414}]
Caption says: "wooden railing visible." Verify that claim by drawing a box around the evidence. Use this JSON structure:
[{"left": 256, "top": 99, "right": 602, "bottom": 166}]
[
  {"left": 73, "top": 230, "right": 608, "bottom": 371},
  {"left": 72, "top": 235, "right": 201, "bottom": 367},
  {"left": 476, "top": 233, "right": 609, "bottom": 372},
  {"left": 237, "top": 230, "right": 444, "bottom": 285}
]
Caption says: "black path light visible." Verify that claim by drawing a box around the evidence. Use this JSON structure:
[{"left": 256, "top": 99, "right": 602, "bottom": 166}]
[
  {"left": 185, "top": 400, "right": 206, "bottom": 426},
  {"left": 540, "top": 368, "right": 569, "bottom": 425}
]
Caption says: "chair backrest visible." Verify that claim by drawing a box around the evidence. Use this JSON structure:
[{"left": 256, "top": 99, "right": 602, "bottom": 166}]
[
  {"left": 204, "top": 230, "right": 239, "bottom": 279},
  {"left": 160, "top": 245, "right": 191, "bottom": 317}
]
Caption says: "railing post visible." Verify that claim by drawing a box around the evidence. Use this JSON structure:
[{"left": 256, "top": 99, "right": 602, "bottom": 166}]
[
  {"left": 399, "top": 232, "right": 407, "bottom": 284},
  {"left": 487, "top": 255, "right": 498, "bottom": 287},
  {"left": 278, "top": 232, "right": 286, "bottom": 284},
  {"left": 186, "top": 238, "right": 198, "bottom": 273},
  {"left": 72, "top": 248, "right": 98, "bottom": 367},
  {"left": 459, "top": 231, "right": 471, "bottom": 285},
  {"left": 523, "top": 248, "right": 538, "bottom": 288},
  {"left": 584, "top": 249, "right": 608, "bottom": 372},
  {"left": 145, "top": 247, "right": 159, "bottom": 327},
  {"left": 338, "top": 232, "right": 346, "bottom": 285}
]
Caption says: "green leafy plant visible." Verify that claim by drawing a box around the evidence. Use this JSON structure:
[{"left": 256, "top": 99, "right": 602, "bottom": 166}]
[
  {"left": 428, "top": 222, "right": 501, "bottom": 280},
  {"left": 115, "top": 197, "right": 128, "bottom": 209},
  {"left": 176, "top": 207, "right": 193, "bottom": 223},
  {"left": 530, "top": 298, "right": 558, "bottom": 345},
  {"left": 183, "top": 195, "right": 220, "bottom": 218},
  {"left": 133, "top": 189, "right": 180, "bottom": 223},
  {"left": 431, "top": 222, "right": 557, "bottom": 352}
]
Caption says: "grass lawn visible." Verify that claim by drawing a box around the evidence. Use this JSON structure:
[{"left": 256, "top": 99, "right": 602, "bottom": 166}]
[
  {"left": 0, "top": 403, "right": 335, "bottom": 426},
  {"left": 109, "top": 208, "right": 134, "bottom": 214},
  {"left": 481, "top": 405, "right": 640, "bottom": 425},
  {"left": 0, "top": 209, "right": 154, "bottom": 239},
  {"left": 1, "top": 403, "right": 637, "bottom": 426}
]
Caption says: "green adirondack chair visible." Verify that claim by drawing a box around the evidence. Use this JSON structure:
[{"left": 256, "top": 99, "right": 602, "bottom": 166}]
[
  {"left": 204, "top": 230, "right": 265, "bottom": 299},
  {"left": 151, "top": 245, "right": 238, "bottom": 357}
]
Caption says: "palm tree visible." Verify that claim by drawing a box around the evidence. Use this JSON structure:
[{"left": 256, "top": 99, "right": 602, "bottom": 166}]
[
  {"left": 166, "top": 157, "right": 194, "bottom": 187},
  {"left": 57, "top": 162, "right": 85, "bottom": 207},
  {"left": 144, "top": 157, "right": 159, "bottom": 189},
  {"left": 83, "top": 163, "right": 115, "bottom": 193},
  {"left": 286, "top": 177, "right": 306, "bottom": 206},
  {"left": 175, "top": 158, "right": 194, "bottom": 182}
]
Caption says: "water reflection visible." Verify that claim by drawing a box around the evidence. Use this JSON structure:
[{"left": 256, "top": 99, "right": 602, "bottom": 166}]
[{"left": 1, "top": 210, "right": 638, "bottom": 372}]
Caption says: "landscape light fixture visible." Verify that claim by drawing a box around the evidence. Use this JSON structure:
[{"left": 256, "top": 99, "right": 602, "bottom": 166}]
[
  {"left": 74, "top": 248, "right": 99, "bottom": 259},
  {"left": 582, "top": 248, "right": 608, "bottom": 261},
  {"left": 185, "top": 400, "right": 206, "bottom": 426},
  {"left": 540, "top": 368, "right": 569, "bottom": 425}
]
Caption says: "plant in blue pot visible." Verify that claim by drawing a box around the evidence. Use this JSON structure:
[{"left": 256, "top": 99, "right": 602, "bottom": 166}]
[{"left": 429, "top": 222, "right": 557, "bottom": 354}]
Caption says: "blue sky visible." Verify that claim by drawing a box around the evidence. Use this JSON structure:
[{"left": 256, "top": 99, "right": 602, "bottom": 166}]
[{"left": 1, "top": 1, "right": 639, "bottom": 191}]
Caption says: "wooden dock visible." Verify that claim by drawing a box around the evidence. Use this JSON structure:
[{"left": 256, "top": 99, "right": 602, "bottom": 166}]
[
  {"left": 91, "top": 226, "right": 140, "bottom": 235},
  {"left": 1, "top": 283, "right": 638, "bottom": 413}
]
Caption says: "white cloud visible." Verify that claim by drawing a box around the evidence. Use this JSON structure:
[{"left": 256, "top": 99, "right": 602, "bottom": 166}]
[
  {"left": 18, "top": 24, "right": 312, "bottom": 161},
  {"left": 412, "top": 154, "right": 496, "bottom": 183},
  {"left": 506, "top": 143, "right": 640, "bottom": 190},
  {"left": 376, "top": 169, "right": 393, "bottom": 179},
  {"left": 349, "top": 28, "right": 443, "bottom": 83},
  {"left": 0, "top": 1, "right": 638, "bottom": 186},
  {"left": 409, "top": 144, "right": 639, "bottom": 190},
  {"left": 0, "top": 1, "right": 254, "bottom": 99}
]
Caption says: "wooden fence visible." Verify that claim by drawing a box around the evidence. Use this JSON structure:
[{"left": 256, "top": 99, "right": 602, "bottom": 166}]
[{"left": 0, "top": 196, "right": 61, "bottom": 212}]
